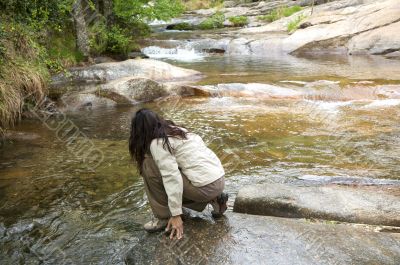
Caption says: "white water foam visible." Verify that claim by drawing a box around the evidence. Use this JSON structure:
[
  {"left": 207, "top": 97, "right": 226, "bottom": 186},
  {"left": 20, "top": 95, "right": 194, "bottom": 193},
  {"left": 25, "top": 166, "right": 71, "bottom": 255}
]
[
  {"left": 362, "top": 99, "right": 400, "bottom": 108},
  {"left": 302, "top": 100, "right": 355, "bottom": 114},
  {"left": 141, "top": 46, "right": 205, "bottom": 62}
]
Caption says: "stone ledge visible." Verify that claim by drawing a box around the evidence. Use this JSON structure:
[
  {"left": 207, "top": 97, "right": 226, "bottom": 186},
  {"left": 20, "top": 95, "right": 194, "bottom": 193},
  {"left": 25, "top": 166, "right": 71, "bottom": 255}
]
[{"left": 233, "top": 183, "right": 400, "bottom": 226}]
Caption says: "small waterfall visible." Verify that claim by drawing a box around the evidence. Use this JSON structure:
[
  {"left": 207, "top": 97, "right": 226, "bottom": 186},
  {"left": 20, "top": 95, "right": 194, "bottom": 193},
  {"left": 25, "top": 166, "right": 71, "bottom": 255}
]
[{"left": 141, "top": 46, "right": 205, "bottom": 62}]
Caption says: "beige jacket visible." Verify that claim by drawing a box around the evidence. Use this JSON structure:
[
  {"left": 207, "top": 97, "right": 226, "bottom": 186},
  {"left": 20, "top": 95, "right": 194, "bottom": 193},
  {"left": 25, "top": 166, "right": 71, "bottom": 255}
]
[{"left": 149, "top": 132, "right": 225, "bottom": 216}]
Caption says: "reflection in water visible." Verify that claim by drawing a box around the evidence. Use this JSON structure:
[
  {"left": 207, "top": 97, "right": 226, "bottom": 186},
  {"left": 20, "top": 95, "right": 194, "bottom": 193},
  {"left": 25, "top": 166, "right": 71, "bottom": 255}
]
[{"left": 1, "top": 55, "right": 400, "bottom": 263}]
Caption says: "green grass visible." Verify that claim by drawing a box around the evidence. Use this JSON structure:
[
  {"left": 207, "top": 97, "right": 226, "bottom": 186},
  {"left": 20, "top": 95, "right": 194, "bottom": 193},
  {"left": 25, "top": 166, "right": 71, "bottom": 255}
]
[
  {"left": 287, "top": 14, "right": 307, "bottom": 33},
  {"left": 198, "top": 11, "right": 225, "bottom": 30},
  {"left": 228, "top": 16, "right": 249, "bottom": 27},
  {"left": 258, "top": 5, "right": 303, "bottom": 22}
]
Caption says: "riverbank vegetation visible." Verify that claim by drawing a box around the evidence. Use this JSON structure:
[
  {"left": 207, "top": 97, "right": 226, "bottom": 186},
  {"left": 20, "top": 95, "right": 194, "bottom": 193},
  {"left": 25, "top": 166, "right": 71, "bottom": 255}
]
[
  {"left": 257, "top": 5, "right": 303, "bottom": 22},
  {"left": 287, "top": 14, "right": 307, "bottom": 33},
  {"left": 229, "top": 16, "right": 249, "bottom": 27},
  {"left": 0, "top": 0, "right": 184, "bottom": 131}
]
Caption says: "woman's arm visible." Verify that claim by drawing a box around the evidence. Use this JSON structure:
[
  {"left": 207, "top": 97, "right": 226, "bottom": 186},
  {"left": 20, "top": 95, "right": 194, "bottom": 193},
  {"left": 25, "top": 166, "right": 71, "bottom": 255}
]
[{"left": 150, "top": 139, "right": 183, "bottom": 217}]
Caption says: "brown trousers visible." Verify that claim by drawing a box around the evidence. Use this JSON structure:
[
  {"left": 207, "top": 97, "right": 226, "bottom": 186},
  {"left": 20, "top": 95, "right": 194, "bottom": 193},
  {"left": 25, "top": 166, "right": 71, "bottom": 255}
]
[{"left": 141, "top": 155, "right": 225, "bottom": 219}]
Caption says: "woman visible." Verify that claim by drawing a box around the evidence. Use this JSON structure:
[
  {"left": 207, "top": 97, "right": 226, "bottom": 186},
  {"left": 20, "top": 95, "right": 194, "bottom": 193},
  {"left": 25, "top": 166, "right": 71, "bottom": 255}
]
[{"left": 129, "top": 108, "right": 228, "bottom": 240}]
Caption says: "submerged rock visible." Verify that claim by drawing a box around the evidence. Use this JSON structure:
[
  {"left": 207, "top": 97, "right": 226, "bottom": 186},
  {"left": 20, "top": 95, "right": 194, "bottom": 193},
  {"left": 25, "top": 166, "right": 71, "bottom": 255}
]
[
  {"left": 3, "top": 131, "right": 41, "bottom": 141},
  {"left": 234, "top": 183, "right": 400, "bottom": 226},
  {"left": 60, "top": 92, "right": 117, "bottom": 111},
  {"left": 125, "top": 212, "right": 400, "bottom": 265},
  {"left": 51, "top": 59, "right": 201, "bottom": 85}
]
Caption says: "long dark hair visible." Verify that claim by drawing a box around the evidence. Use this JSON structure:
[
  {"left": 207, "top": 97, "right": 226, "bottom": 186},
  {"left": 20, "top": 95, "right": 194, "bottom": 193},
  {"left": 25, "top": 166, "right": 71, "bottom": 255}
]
[{"left": 129, "top": 108, "right": 187, "bottom": 173}]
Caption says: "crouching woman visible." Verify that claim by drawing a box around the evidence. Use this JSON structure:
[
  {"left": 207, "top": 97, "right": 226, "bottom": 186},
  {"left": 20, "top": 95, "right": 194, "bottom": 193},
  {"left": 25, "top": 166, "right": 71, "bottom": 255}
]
[{"left": 129, "top": 108, "right": 228, "bottom": 240}]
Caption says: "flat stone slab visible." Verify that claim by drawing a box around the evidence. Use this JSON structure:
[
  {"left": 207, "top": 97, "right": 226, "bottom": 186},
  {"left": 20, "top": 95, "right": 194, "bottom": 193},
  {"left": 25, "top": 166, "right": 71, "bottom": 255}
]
[
  {"left": 125, "top": 212, "right": 400, "bottom": 265},
  {"left": 233, "top": 183, "right": 400, "bottom": 226}
]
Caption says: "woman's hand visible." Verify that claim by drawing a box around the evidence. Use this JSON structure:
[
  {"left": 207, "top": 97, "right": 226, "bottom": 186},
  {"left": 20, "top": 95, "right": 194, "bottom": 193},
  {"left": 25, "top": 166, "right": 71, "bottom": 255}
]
[{"left": 166, "top": 215, "right": 183, "bottom": 240}]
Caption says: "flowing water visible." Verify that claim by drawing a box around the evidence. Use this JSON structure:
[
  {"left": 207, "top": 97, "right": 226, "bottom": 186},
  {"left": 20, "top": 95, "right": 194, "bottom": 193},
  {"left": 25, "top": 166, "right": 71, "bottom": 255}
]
[{"left": 1, "top": 29, "right": 400, "bottom": 264}]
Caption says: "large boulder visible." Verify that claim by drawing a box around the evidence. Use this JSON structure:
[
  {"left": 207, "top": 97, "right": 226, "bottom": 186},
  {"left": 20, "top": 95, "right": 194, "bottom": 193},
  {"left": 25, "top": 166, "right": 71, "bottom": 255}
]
[
  {"left": 234, "top": 183, "right": 400, "bottom": 226},
  {"left": 100, "top": 77, "right": 173, "bottom": 104},
  {"left": 59, "top": 77, "right": 200, "bottom": 110},
  {"left": 347, "top": 21, "right": 400, "bottom": 55},
  {"left": 51, "top": 59, "right": 201, "bottom": 85},
  {"left": 196, "top": 83, "right": 303, "bottom": 99}
]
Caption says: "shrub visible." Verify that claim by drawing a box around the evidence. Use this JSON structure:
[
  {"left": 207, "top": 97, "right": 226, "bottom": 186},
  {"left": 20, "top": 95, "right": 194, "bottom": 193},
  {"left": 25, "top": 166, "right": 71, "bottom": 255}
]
[
  {"left": 228, "top": 16, "right": 249, "bottom": 27},
  {"left": 258, "top": 5, "right": 303, "bottom": 22},
  {"left": 198, "top": 11, "right": 225, "bottom": 30},
  {"left": 166, "top": 22, "right": 196, "bottom": 31},
  {"left": 106, "top": 25, "right": 132, "bottom": 55}
]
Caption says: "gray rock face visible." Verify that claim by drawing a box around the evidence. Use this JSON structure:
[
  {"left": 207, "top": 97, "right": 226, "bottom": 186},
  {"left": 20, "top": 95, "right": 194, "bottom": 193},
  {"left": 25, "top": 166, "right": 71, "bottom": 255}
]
[
  {"left": 233, "top": 0, "right": 400, "bottom": 56},
  {"left": 52, "top": 59, "right": 201, "bottom": 85},
  {"left": 234, "top": 183, "right": 400, "bottom": 226},
  {"left": 125, "top": 212, "right": 400, "bottom": 265}
]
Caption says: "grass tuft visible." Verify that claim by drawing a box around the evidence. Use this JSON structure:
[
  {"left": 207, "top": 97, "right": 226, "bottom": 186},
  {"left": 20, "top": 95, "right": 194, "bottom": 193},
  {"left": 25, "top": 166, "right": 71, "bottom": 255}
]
[
  {"left": 287, "top": 14, "right": 307, "bottom": 33},
  {"left": 0, "top": 19, "right": 49, "bottom": 132},
  {"left": 258, "top": 5, "right": 303, "bottom": 22},
  {"left": 228, "top": 16, "right": 249, "bottom": 27},
  {"left": 198, "top": 11, "right": 225, "bottom": 30}
]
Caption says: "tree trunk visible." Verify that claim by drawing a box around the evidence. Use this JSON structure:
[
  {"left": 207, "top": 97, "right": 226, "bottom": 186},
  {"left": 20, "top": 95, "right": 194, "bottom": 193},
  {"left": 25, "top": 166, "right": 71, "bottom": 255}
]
[{"left": 72, "top": 0, "right": 90, "bottom": 59}]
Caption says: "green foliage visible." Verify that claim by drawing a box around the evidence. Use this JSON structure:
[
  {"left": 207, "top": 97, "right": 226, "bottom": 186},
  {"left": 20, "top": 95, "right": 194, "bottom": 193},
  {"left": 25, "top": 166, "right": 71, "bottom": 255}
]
[
  {"left": 0, "top": 19, "right": 48, "bottom": 129},
  {"left": 198, "top": 11, "right": 225, "bottom": 30},
  {"left": 228, "top": 16, "right": 249, "bottom": 27},
  {"left": 0, "top": 0, "right": 73, "bottom": 31},
  {"left": 106, "top": 25, "right": 132, "bottom": 55},
  {"left": 113, "top": 0, "right": 184, "bottom": 22},
  {"left": 46, "top": 31, "right": 85, "bottom": 72},
  {"left": 287, "top": 14, "right": 307, "bottom": 33},
  {"left": 258, "top": 5, "right": 303, "bottom": 22},
  {"left": 0, "top": 0, "right": 187, "bottom": 132}
]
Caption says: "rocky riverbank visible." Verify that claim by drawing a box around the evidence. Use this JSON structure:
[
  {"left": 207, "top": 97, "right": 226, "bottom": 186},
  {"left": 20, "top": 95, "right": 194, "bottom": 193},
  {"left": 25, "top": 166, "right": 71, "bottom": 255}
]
[{"left": 146, "top": 0, "right": 400, "bottom": 58}]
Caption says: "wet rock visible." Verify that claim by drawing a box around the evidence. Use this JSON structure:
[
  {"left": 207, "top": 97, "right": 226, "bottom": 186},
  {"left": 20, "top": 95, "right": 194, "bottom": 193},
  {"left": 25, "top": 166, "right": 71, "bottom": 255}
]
[
  {"left": 202, "top": 48, "right": 225, "bottom": 54},
  {"left": 100, "top": 77, "right": 171, "bottom": 104},
  {"left": 234, "top": 183, "right": 400, "bottom": 226},
  {"left": 51, "top": 59, "right": 201, "bottom": 85},
  {"left": 299, "top": 21, "right": 312, "bottom": 29},
  {"left": 127, "top": 52, "right": 149, "bottom": 59},
  {"left": 60, "top": 92, "right": 117, "bottom": 111},
  {"left": 3, "top": 131, "right": 40, "bottom": 141},
  {"left": 385, "top": 51, "right": 400, "bottom": 59},
  {"left": 93, "top": 56, "right": 116, "bottom": 64},
  {"left": 125, "top": 212, "right": 400, "bottom": 265}
]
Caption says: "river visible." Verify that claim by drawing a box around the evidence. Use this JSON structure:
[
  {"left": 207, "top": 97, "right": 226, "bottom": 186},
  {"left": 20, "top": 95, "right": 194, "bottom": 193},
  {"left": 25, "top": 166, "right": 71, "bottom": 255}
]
[{"left": 1, "top": 27, "right": 400, "bottom": 264}]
